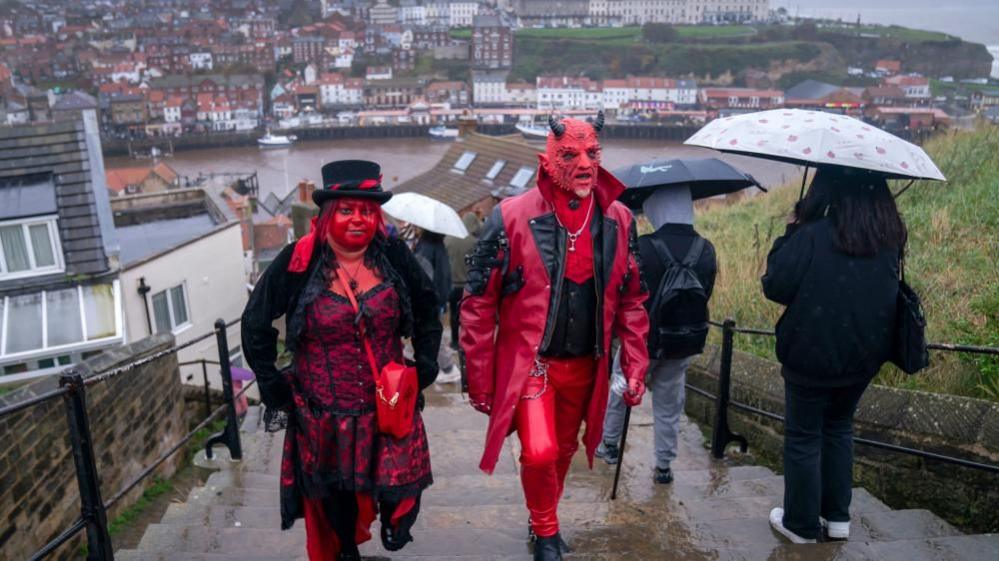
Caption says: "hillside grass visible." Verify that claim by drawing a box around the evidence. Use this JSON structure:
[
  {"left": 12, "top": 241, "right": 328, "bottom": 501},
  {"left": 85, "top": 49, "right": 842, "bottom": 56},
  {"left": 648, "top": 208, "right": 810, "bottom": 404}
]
[
  {"left": 696, "top": 126, "right": 999, "bottom": 400},
  {"left": 511, "top": 37, "right": 821, "bottom": 82}
]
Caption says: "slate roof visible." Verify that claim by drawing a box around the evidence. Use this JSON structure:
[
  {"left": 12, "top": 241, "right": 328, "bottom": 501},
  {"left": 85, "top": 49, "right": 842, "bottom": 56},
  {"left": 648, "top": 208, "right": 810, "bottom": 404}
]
[
  {"left": 0, "top": 118, "right": 112, "bottom": 290},
  {"left": 785, "top": 79, "right": 843, "bottom": 101},
  {"left": 393, "top": 132, "right": 541, "bottom": 212}
]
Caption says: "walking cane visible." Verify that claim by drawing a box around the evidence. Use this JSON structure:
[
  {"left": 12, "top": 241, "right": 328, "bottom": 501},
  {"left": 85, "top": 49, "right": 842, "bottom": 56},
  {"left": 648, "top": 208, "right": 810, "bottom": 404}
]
[{"left": 610, "top": 405, "right": 632, "bottom": 501}]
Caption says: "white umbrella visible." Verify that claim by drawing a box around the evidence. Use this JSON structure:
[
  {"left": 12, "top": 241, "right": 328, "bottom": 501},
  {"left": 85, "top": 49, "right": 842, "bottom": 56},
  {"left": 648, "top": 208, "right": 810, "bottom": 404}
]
[
  {"left": 684, "top": 109, "right": 945, "bottom": 182},
  {"left": 383, "top": 192, "right": 468, "bottom": 238}
]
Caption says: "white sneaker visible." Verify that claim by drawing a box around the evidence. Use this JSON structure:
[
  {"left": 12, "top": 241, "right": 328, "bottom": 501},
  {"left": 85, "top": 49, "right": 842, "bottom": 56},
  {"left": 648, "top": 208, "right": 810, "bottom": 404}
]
[
  {"left": 435, "top": 366, "right": 461, "bottom": 384},
  {"left": 820, "top": 516, "right": 850, "bottom": 540},
  {"left": 769, "top": 508, "right": 817, "bottom": 544}
]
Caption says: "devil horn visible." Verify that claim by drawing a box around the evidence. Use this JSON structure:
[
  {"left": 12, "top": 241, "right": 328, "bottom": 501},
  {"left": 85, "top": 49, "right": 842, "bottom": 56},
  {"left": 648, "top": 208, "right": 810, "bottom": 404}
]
[
  {"left": 593, "top": 110, "right": 605, "bottom": 133},
  {"left": 548, "top": 113, "right": 565, "bottom": 137}
]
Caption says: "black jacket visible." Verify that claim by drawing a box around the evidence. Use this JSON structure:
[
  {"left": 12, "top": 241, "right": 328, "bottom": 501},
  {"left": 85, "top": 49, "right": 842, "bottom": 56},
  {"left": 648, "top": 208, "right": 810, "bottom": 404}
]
[
  {"left": 415, "top": 232, "right": 452, "bottom": 307},
  {"left": 762, "top": 219, "right": 899, "bottom": 388},
  {"left": 241, "top": 236, "right": 443, "bottom": 411},
  {"left": 638, "top": 224, "right": 717, "bottom": 358}
]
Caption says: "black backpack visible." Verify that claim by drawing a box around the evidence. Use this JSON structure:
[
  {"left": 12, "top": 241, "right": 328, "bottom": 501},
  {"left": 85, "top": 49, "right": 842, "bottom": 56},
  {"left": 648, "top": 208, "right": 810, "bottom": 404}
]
[{"left": 646, "top": 236, "right": 710, "bottom": 360}]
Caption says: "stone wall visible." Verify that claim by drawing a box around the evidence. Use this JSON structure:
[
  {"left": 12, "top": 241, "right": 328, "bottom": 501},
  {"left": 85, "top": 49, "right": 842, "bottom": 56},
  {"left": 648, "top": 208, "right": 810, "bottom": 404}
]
[
  {"left": 685, "top": 345, "right": 999, "bottom": 533},
  {"left": 0, "top": 333, "right": 187, "bottom": 560}
]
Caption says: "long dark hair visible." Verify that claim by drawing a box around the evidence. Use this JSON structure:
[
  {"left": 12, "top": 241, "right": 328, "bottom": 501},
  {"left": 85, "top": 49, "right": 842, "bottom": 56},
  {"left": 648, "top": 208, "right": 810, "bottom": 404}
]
[{"left": 795, "top": 167, "right": 907, "bottom": 257}]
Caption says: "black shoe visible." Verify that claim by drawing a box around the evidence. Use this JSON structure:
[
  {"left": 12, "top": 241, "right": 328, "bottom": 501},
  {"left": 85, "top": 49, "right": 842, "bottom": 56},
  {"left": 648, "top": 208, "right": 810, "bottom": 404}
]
[
  {"left": 381, "top": 523, "right": 413, "bottom": 552},
  {"left": 595, "top": 442, "right": 620, "bottom": 465},
  {"left": 654, "top": 467, "right": 674, "bottom": 484},
  {"left": 529, "top": 523, "right": 571, "bottom": 554},
  {"left": 337, "top": 548, "right": 361, "bottom": 561},
  {"left": 533, "top": 533, "right": 564, "bottom": 561}
]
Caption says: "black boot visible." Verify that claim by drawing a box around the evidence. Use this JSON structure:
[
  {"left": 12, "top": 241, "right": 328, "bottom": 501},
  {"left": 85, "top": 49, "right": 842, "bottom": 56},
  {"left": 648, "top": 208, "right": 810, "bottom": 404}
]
[
  {"left": 337, "top": 546, "right": 361, "bottom": 561},
  {"left": 533, "top": 533, "right": 563, "bottom": 561},
  {"left": 528, "top": 521, "right": 570, "bottom": 554}
]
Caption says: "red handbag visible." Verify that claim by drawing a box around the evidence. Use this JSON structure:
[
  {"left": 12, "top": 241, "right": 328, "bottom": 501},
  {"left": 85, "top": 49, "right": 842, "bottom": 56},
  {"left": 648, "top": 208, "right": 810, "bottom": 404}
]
[{"left": 335, "top": 267, "right": 418, "bottom": 439}]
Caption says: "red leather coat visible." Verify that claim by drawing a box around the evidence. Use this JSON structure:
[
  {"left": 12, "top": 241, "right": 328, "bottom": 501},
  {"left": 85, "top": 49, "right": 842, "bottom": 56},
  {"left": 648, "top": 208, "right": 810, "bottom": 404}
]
[{"left": 460, "top": 165, "right": 650, "bottom": 474}]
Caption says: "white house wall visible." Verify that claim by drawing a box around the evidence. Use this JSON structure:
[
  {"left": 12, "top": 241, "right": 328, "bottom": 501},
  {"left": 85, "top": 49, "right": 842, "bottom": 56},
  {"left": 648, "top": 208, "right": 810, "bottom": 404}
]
[{"left": 120, "top": 222, "right": 251, "bottom": 396}]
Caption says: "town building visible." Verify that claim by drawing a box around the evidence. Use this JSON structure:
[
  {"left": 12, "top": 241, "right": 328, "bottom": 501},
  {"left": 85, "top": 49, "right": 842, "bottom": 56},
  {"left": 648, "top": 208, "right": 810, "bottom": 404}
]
[
  {"left": 601, "top": 76, "right": 698, "bottom": 110},
  {"left": 536, "top": 75, "right": 603, "bottom": 110},
  {"left": 51, "top": 91, "right": 98, "bottom": 123},
  {"left": 394, "top": 131, "right": 543, "bottom": 216},
  {"left": 882, "top": 75, "right": 932, "bottom": 101},
  {"left": 363, "top": 78, "right": 426, "bottom": 108},
  {"left": 400, "top": 0, "right": 428, "bottom": 25},
  {"left": 293, "top": 36, "right": 327, "bottom": 65},
  {"left": 427, "top": 81, "right": 471, "bottom": 107},
  {"left": 784, "top": 79, "right": 864, "bottom": 112},
  {"left": 368, "top": 0, "right": 399, "bottom": 26},
  {"left": 105, "top": 162, "right": 181, "bottom": 196},
  {"left": 0, "top": 111, "right": 124, "bottom": 382},
  {"left": 699, "top": 87, "right": 784, "bottom": 111},
  {"left": 113, "top": 188, "right": 247, "bottom": 387},
  {"left": 472, "top": 14, "right": 513, "bottom": 70},
  {"left": 511, "top": 0, "right": 590, "bottom": 27}
]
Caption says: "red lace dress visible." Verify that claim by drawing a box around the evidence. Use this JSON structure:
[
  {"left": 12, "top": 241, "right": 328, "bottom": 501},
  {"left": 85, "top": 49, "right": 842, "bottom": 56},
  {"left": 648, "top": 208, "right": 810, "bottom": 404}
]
[{"left": 280, "top": 283, "right": 433, "bottom": 501}]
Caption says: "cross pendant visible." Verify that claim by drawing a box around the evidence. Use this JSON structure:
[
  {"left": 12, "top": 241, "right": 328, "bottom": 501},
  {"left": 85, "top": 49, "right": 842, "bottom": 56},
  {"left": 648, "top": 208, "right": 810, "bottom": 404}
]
[
  {"left": 568, "top": 235, "right": 577, "bottom": 252},
  {"left": 349, "top": 279, "right": 359, "bottom": 290}
]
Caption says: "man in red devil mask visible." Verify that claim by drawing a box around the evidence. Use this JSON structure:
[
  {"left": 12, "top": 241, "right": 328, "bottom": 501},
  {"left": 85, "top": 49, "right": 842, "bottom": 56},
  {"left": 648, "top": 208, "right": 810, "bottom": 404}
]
[{"left": 460, "top": 113, "right": 650, "bottom": 561}]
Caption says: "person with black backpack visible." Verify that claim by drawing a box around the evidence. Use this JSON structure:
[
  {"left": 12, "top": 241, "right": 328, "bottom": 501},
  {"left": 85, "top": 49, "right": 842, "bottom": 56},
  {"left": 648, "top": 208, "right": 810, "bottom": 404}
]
[{"left": 596, "top": 185, "right": 716, "bottom": 485}]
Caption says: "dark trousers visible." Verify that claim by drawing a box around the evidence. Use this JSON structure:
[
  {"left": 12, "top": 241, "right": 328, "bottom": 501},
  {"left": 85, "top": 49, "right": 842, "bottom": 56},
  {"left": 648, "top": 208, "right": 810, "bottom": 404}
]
[
  {"left": 448, "top": 286, "right": 463, "bottom": 350},
  {"left": 782, "top": 378, "right": 869, "bottom": 539}
]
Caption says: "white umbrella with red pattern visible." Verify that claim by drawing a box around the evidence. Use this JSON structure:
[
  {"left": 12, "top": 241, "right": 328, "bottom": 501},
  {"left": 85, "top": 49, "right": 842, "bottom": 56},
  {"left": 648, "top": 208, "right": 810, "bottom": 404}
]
[{"left": 684, "top": 109, "right": 946, "bottom": 183}]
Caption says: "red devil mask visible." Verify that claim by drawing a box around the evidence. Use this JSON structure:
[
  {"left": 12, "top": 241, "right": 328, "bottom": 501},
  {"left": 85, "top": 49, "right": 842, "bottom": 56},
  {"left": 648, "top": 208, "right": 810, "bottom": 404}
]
[{"left": 540, "top": 112, "right": 605, "bottom": 198}]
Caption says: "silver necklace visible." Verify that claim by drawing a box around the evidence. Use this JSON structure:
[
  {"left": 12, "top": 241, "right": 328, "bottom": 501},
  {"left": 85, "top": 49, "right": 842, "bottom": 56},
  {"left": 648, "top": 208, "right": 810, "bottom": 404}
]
[{"left": 553, "top": 195, "right": 594, "bottom": 252}]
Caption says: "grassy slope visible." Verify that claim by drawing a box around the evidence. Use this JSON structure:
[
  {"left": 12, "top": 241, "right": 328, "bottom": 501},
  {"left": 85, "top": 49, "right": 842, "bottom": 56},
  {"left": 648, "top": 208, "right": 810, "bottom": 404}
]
[{"left": 696, "top": 126, "right": 999, "bottom": 400}]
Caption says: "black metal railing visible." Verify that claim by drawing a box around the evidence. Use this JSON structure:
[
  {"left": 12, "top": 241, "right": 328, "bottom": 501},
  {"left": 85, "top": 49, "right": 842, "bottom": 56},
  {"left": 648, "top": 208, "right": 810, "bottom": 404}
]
[
  {"left": 0, "top": 318, "right": 250, "bottom": 561},
  {"left": 701, "top": 318, "right": 999, "bottom": 474}
]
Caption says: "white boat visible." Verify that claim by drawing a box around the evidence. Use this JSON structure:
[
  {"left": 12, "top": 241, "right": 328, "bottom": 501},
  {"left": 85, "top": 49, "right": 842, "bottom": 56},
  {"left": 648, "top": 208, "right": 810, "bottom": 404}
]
[
  {"left": 257, "top": 133, "right": 297, "bottom": 147},
  {"left": 428, "top": 125, "right": 459, "bottom": 140},
  {"left": 515, "top": 122, "right": 550, "bottom": 140}
]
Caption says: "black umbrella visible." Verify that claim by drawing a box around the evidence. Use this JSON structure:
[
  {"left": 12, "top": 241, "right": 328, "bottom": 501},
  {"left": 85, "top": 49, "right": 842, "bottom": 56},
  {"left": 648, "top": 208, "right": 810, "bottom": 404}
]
[{"left": 614, "top": 157, "right": 763, "bottom": 210}]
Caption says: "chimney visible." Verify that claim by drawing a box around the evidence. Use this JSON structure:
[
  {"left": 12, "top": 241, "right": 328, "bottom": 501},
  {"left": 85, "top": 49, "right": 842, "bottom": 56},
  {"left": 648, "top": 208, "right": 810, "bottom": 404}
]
[
  {"left": 457, "top": 109, "right": 477, "bottom": 137},
  {"left": 297, "top": 179, "right": 316, "bottom": 202}
]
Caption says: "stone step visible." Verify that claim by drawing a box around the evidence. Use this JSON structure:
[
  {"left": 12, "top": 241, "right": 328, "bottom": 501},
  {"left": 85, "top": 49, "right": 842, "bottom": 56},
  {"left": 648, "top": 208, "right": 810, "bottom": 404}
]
[
  {"left": 135, "top": 524, "right": 631, "bottom": 558},
  {"left": 677, "top": 487, "right": 891, "bottom": 522},
  {"left": 197, "top": 463, "right": 774, "bottom": 493},
  {"left": 116, "top": 532, "right": 999, "bottom": 561}
]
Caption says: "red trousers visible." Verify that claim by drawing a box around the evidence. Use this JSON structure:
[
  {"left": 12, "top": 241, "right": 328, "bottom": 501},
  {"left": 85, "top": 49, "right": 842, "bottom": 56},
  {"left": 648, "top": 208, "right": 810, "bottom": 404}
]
[{"left": 515, "top": 356, "right": 596, "bottom": 538}]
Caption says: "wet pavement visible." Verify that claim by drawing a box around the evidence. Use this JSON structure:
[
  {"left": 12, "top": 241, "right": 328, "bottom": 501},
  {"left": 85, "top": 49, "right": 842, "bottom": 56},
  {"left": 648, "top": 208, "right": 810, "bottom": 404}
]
[{"left": 115, "top": 387, "right": 997, "bottom": 561}]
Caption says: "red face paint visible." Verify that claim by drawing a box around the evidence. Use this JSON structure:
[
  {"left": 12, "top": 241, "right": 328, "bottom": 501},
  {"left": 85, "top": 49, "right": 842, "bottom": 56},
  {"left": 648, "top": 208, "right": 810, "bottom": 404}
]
[
  {"left": 326, "top": 199, "right": 380, "bottom": 252},
  {"left": 544, "top": 119, "right": 602, "bottom": 198}
]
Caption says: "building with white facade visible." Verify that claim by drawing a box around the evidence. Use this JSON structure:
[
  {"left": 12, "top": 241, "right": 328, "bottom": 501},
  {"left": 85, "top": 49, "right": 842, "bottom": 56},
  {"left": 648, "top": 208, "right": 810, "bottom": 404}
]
[
  {"left": 602, "top": 76, "right": 698, "bottom": 109},
  {"left": 115, "top": 190, "right": 248, "bottom": 390},
  {"left": 449, "top": 1, "right": 480, "bottom": 26},
  {"left": 472, "top": 70, "right": 509, "bottom": 105},
  {"left": 399, "top": 0, "right": 428, "bottom": 25},
  {"left": 189, "top": 51, "right": 214, "bottom": 71},
  {"left": 590, "top": 0, "right": 769, "bottom": 25},
  {"left": 536, "top": 76, "right": 603, "bottom": 110},
  {"left": 319, "top": 73, "right": 365, "bottom": 107},
  {"left": 0, "top": 111, "right": 124, "bottom": 383}
]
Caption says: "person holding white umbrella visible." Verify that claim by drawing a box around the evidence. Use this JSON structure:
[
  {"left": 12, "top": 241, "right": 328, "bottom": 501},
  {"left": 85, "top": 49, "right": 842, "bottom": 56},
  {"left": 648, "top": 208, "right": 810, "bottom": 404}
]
[
  {"left": 383, "top": 192, "right": 469, "bottom": 383},
  {"left": 761, "top": 166, "right": 909, "bottom": 544}
]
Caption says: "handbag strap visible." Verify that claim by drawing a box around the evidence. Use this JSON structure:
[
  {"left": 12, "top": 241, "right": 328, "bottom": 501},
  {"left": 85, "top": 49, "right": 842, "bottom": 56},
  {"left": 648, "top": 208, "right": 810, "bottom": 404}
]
[{"left": 334, "top": 266, "right": 382, "bottom": 385}]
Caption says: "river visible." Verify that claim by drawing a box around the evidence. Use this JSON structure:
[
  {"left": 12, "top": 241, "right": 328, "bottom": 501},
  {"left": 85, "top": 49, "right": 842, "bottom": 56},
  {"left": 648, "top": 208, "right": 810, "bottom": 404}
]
[{"left": 106, "top": 137, "right": 801, "bottom": 204}]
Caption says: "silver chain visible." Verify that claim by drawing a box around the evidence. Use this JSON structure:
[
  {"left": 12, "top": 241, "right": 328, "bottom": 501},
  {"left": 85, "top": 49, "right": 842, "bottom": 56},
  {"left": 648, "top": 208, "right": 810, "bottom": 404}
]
[
  {"left": 521, "top": 357, "right": 550, "bottom": 400},
  {"left": 552, "top": 195, "right": 594, "bottom": 252}
]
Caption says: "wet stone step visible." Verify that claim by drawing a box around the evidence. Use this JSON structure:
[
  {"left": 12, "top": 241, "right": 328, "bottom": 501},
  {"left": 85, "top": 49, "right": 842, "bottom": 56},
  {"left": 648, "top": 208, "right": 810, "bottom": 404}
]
[
  {"left": 669, "top": 475, "right": 786, "bottom": 501},
  {"left": 135, "top": 524, "right": 649, "bottom": 557},
  {"left": 857, "top": 509, "right": 962, "bottom": 541},
  {"left": 867, "top": 534, "right": 999, "bottom": 561},
  {"left": 676, "top": 487, "right": 891, "bottom": 523}
]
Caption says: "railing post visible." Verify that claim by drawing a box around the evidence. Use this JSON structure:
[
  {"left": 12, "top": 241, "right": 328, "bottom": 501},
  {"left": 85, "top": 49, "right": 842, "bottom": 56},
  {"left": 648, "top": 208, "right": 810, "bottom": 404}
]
[
  {"left": 200, "top": 359, "right": 211, "bottom": 420},
  {"left": 205, "top": 319, "right": 243, "bottom": 461},
  {"left": 710, "top": 318, "right": 748, "bottom": 459},
  {"left": 59, "top": 369, "right": 114, "bottom": 561}
]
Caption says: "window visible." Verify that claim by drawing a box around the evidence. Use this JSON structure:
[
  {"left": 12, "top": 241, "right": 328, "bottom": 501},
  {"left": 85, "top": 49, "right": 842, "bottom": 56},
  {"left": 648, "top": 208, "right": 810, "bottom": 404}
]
[
  {"left": 0, "top": 216, "right": 62, "bottom": 279},
  {"left": 453, "top": 151, "right": 477, "bottom": 172},
  {"left": 509, "top": 166, "right": 535, "bottom": 189},
  {"left": 0, "top": 282, "right": 123, "bottom": 364},
  {"left": 152, "top": 283, "right": 190, "bottom": 334},
  {"left": 485, "top": 159, "right": 506, "bottom": 180}
]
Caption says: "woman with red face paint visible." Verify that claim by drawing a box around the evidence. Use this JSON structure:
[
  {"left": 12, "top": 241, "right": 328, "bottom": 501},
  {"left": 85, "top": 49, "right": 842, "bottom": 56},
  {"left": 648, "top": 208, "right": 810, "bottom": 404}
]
[{"left": 241, "top": 160, "right": 442, "bottom": 561}]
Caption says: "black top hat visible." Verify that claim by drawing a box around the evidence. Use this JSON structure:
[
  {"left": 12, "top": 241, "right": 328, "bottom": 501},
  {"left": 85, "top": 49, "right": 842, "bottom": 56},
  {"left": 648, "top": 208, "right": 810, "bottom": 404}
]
[{"left": 314, "top": 160, "right": 392, "bottom": 205}]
